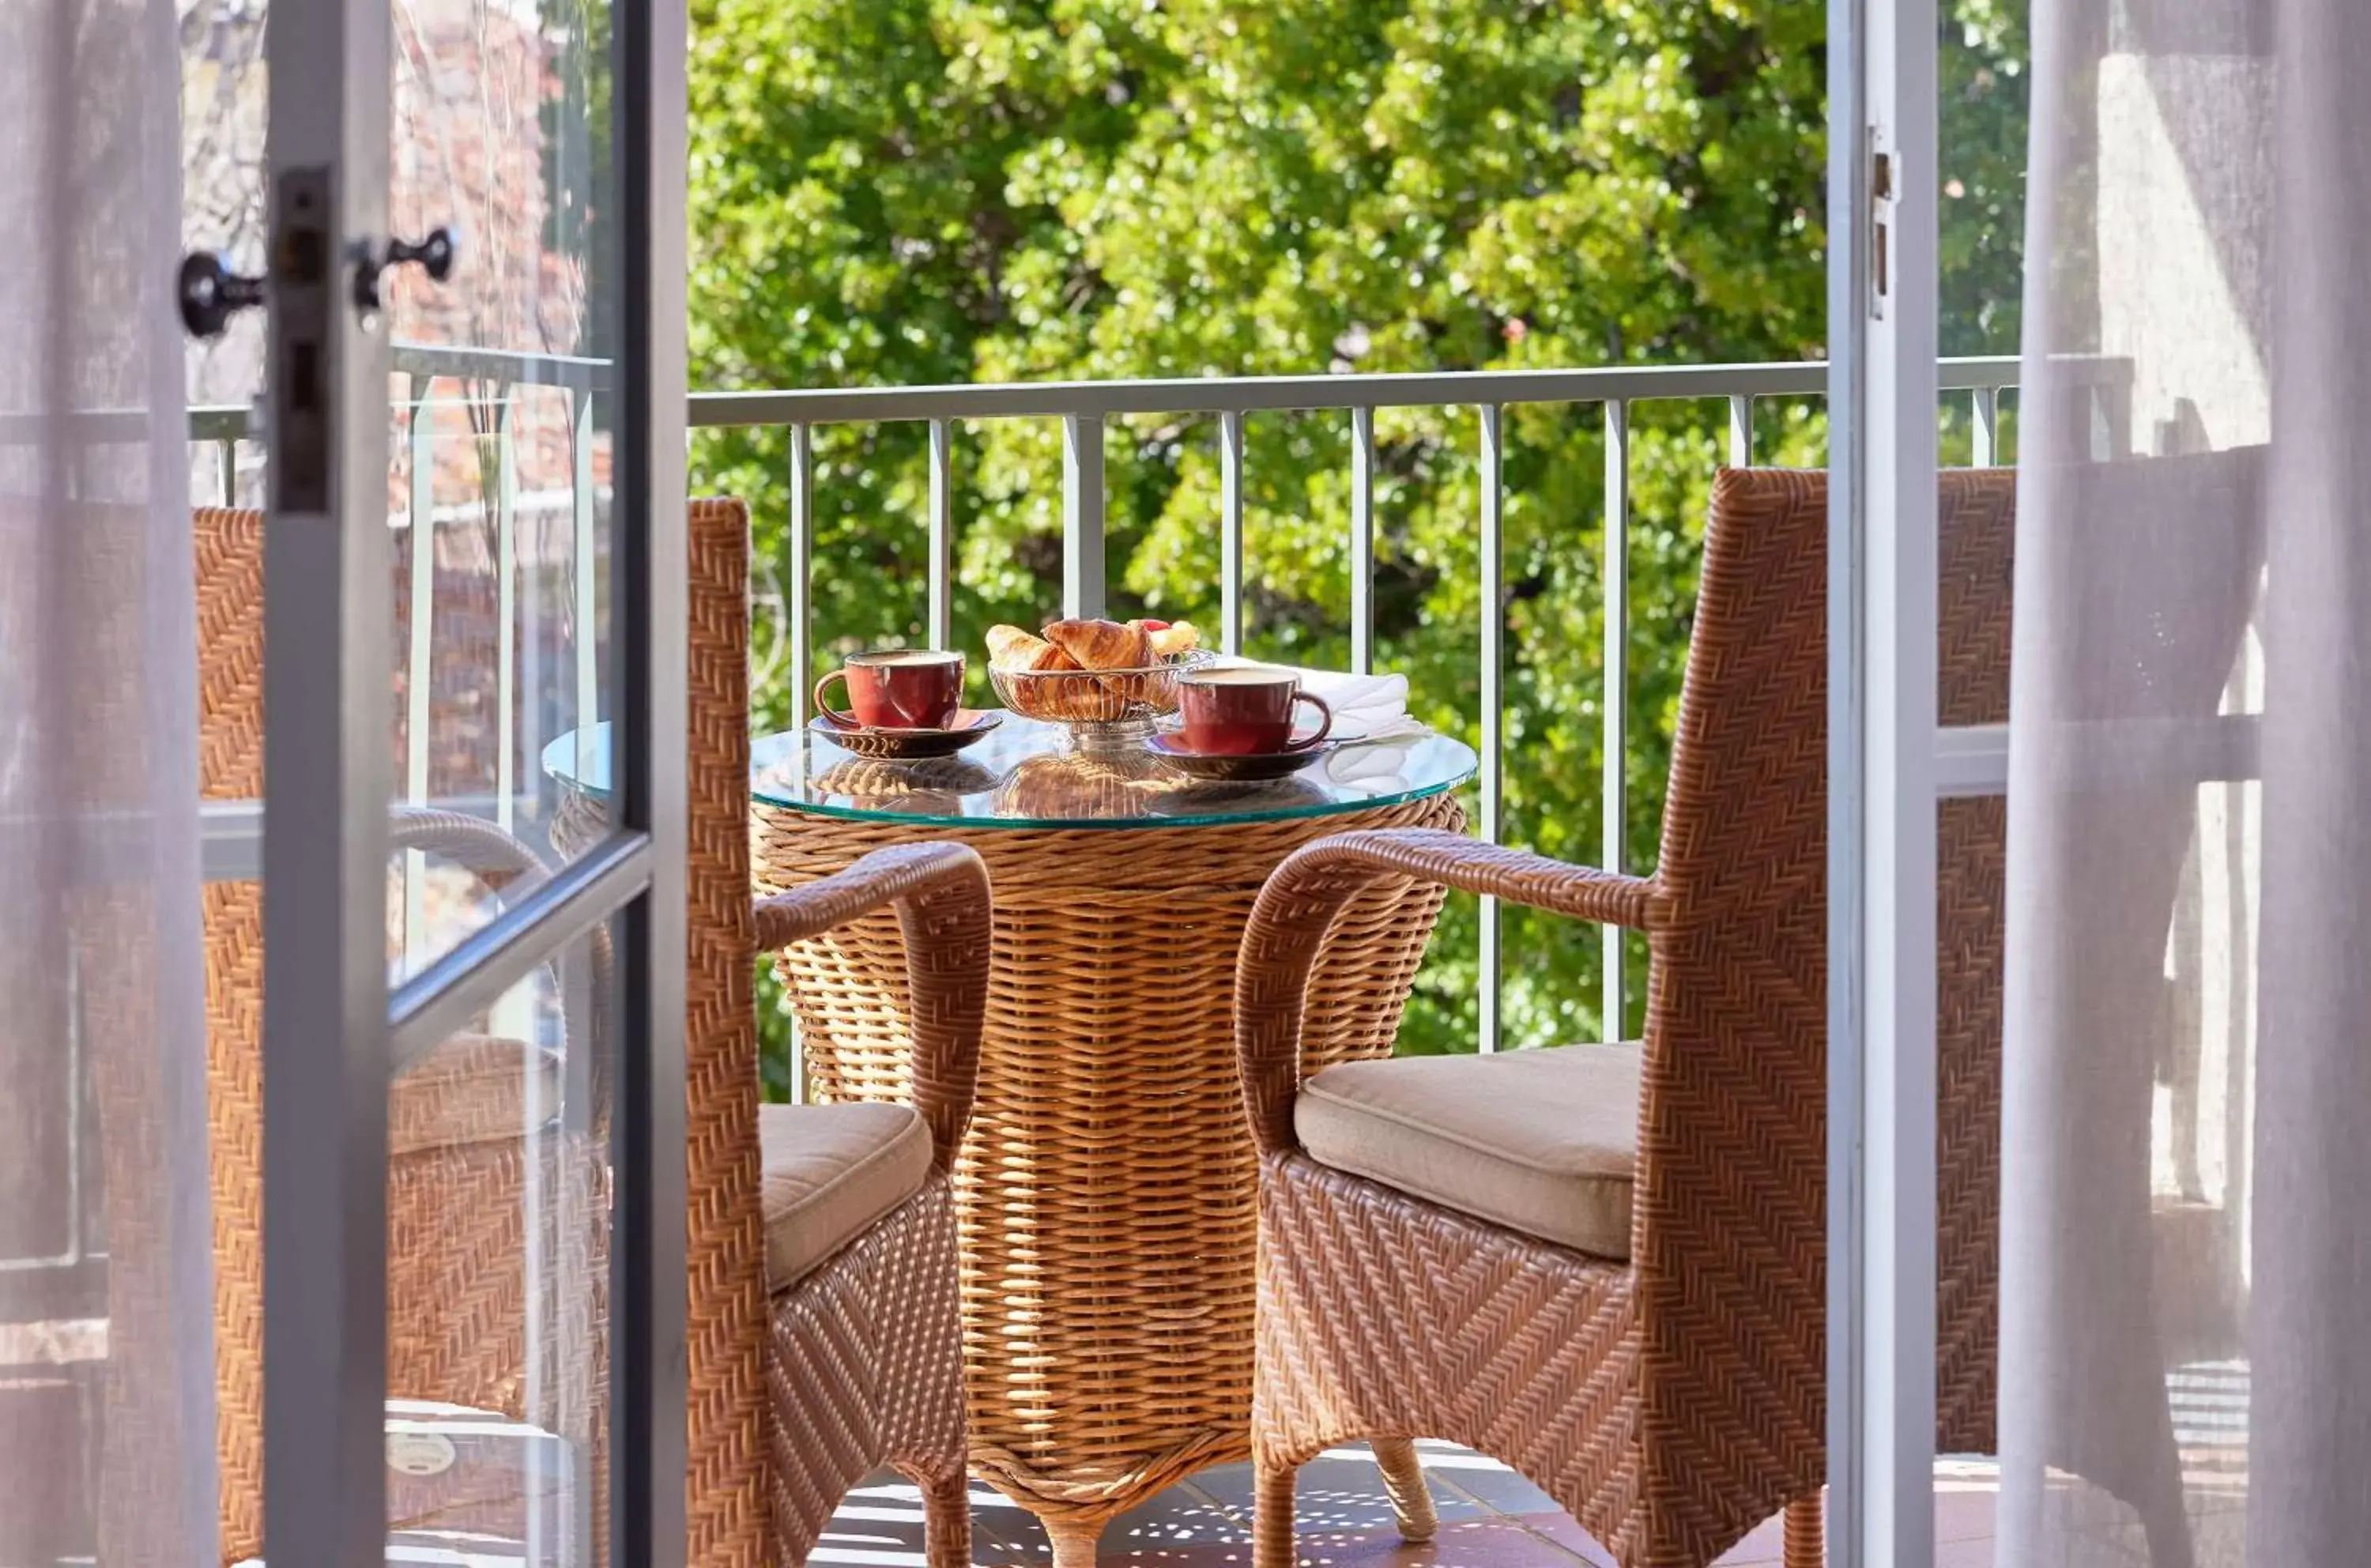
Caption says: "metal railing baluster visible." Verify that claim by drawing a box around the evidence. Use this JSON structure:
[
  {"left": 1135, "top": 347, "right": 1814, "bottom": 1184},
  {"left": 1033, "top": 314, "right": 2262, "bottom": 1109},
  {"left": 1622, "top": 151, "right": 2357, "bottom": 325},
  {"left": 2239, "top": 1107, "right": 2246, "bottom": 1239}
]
[
  {"left": 786, "top": 420, "right": 815, "bottom": 1106},
  {"left": 928, "top": 418, "right": 954, "bottom": 649},
  {"left": 571, "top": 390, "right": 598, "bottom": 786},
  {"left": 1220, "top": 411, "right": 1246, "bottom": 655},
  {"left": 494, "top": 386, "right": 518, "bottom": 835},
  {"left": 1062, "top": 413, "right": 1106, "bottom": 620},
  {"left": 405, "top": 375, "right": 436, "bottom": 966},
  {"left": 1479, "top": 404, "right": 1505, "bottom": 1055},
  {"left": 789, "top": 422, "right": 814, "bottom": 730},
  {"left": 494, "top": 377, "right": 537, "bottom": 1454},
  {"left": 184, "top": 349, "right": 2080, "bottom": 1079},
  {"left": 1602, "top": 398, "right": 1630, "bottom": 1040},
  {"left": 1350, "top": 405, "right": 1376, "bottom": 675}
]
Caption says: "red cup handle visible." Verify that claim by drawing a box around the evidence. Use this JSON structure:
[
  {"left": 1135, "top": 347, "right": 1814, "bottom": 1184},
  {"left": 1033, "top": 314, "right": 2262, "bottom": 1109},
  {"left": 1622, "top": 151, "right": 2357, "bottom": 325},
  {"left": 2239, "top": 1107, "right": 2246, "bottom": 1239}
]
[
  {"left": 1283, "top": 692, "right": 1334, "bottom": 752},
  {"left": 813, "top": 669, "right": 858, "bottom": 729}
]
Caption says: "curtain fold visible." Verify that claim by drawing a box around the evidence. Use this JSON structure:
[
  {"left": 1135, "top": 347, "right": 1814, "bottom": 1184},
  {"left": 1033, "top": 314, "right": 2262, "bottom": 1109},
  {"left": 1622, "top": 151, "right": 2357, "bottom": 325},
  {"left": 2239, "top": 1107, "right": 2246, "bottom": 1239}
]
[
  {"left": 0, "top": 0, "right": 214, "bottom": 1559},
  {"left": 2007, "top": 0, "right": 2370, "bottom": 1562}
]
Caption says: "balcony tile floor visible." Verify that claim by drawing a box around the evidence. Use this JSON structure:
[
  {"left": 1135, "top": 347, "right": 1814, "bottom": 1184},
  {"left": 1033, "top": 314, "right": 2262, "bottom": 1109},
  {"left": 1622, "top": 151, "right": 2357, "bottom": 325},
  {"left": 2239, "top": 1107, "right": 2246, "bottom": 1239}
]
[
  {"left": 822, "top": 1446, "right": 2012, "bottom": 1567},
  {"left": 377, "top": 1406, "right": 2262, "bottom": 1565}
]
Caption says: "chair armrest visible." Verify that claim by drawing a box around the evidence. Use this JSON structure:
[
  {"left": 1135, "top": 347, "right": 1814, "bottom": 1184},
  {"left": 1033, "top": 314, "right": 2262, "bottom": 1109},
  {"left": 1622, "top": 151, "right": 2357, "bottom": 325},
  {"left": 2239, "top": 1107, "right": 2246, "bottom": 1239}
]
[
  {"left": 1235, "top": 828, "right": 1665, "bottom": 1156},
  {"left": 753, "top": 842, "right": 991, "bottom": 1173},
  {"left": 388, "top": 805, "right": 551, "bottom": 887},
  {"left": 384, "top": 807, "right": 614, "bottom": 1084}
]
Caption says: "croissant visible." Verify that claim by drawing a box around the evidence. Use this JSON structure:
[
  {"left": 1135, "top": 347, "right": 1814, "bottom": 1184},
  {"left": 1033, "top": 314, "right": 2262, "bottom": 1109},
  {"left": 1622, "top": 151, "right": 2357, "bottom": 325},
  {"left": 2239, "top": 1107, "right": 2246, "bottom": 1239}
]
[
  {"left": 1045, "top": 617, "right": 1152, "bottom": 672},
  {"left": 1042, "top": 617, "right": 1151, "bottom": 710},
  {"left": 987, "top": 624, "right": 1076, "bottom": 673},
  {"left": 987, "top": 623, "right": 1102, "bottom": 719}
]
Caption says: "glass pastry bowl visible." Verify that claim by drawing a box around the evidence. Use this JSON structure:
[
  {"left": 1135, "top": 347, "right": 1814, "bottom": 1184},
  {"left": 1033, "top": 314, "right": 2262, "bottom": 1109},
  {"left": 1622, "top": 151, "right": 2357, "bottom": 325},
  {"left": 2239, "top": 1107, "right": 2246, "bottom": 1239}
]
[{"left": 989, "top": 649, "right": 1214, "bottom": 748}]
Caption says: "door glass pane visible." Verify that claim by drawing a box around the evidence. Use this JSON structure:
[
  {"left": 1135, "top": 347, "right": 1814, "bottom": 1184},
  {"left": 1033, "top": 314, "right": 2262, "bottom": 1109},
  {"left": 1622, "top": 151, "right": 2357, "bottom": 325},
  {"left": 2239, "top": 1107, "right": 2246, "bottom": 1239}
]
[
  {"left": 386, "top": 0, "right": 623, "bottom": 981},
  {"left": 183, "top": 0, "right": 270, "bottom": 507},
  {"left": 386, "top": 917, "right": 615, "bottom": 1565}
]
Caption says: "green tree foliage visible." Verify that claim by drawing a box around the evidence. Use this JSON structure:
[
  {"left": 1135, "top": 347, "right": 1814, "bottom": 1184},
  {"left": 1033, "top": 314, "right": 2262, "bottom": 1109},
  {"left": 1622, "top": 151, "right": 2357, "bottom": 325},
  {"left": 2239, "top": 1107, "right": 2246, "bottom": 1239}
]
[{"left": 688, "top": 0, "right": 2026, "bottom": 1076}]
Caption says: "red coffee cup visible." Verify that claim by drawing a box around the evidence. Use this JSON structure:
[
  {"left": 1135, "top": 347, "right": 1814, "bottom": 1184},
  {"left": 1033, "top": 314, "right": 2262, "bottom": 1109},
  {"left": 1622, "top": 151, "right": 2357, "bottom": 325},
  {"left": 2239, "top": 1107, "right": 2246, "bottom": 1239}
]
[
  {"left": 815, "top": 649, "right": 966, "bottom": 730},
  {"left": 1175, "top": 665, "right": 1333, "bottom": 756}
]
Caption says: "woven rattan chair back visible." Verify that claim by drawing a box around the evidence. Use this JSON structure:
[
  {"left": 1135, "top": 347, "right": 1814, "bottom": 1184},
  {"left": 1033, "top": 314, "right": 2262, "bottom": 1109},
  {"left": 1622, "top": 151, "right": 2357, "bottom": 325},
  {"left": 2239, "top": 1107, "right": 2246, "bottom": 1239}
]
[
  {"left": 680, "top": 498, "right": 770, "bottom": 1565},
  {"left": 1236, "top": 466, "right": 2019, "bottom": 1568},
  {"left": 193, "top": 508, "right": 266, "bottom": 1563},
  {"left": 1636, "top": 466, "right": 2018, "bottom": 1513},
  {"left": 1621, "top": 466, "right": 1838, "bottom": 1530},
  {"left": 677, "top": 496, "right": 978, "bottom": 1568},
  {"left": 1934, "top": 472, "right": 2014, "bottom": 1451},
  {"left": 194, "top": 508, "right": 621, "bottom": 1562}
]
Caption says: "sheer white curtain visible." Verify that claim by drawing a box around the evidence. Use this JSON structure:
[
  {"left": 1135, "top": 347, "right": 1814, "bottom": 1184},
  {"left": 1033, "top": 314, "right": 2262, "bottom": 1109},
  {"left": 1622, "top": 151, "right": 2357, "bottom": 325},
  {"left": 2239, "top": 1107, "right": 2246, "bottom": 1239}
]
[
  {"left": 0, "top": 0, "right": 215, "bottom": 1558},
  {"left": 2005, "top": 0, "right": 2367, "bottom": 1563}
]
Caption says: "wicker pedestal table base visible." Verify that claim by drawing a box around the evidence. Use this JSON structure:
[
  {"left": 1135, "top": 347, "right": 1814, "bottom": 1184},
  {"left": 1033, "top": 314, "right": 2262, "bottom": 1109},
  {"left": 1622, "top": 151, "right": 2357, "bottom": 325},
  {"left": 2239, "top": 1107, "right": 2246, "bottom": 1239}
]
[{"left": 755, "top": 791, "right": 1463, "bottom": 1563}]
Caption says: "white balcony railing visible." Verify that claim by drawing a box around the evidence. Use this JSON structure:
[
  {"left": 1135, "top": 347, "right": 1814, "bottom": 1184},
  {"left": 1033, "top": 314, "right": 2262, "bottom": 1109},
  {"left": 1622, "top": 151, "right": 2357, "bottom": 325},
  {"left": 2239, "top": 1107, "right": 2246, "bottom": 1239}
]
[{"left": 188, "top": 349, "right": 2125, "bottom": 1048}]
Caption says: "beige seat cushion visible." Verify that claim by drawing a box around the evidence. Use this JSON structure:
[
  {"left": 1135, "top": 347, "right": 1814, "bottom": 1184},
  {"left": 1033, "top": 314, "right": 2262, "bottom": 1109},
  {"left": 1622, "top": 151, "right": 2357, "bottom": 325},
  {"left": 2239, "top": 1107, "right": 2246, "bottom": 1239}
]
[
  {"left": 759, "top": 1102, "right": 935, "bottom": 1286},
  {"left": 1295, "top": 1042, "right": 1642, "bottom": 1260}
]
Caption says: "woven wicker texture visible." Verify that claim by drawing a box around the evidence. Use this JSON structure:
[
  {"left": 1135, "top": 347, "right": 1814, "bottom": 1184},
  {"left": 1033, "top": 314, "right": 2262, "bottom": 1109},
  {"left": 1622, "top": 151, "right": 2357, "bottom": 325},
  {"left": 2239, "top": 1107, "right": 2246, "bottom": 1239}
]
[
  {"left": 756, "top": 778, "right": 1462, "bottom": 1561},
  {"left": 1237, "top": 467, "right": 2017, "bottom": 1568},
  {"left": 1933, "top": 471, "right": 2015, "bottom": 1455},
  {"left": 681, "top": 499, "right": 772, "bottom": 1565},
  {"left": 763, "top": 1182, "right": 971, "bottom": 1568},
  {"left": 193, "top": 507, "right": 267, "bottom": 1563},
  {"left": 751, "top": 842, "right": 989, "bottom": 1568},
  {"left": 194, "top": 508, "right": 609, "bottom": 1562},
  {"left": 679, "top": 499, "right": 981, "bottom": 1568}
]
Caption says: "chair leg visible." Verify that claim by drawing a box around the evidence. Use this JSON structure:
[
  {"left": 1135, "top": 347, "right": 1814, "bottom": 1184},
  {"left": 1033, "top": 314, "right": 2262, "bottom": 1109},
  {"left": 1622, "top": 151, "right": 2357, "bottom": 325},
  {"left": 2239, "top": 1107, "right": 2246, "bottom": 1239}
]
[
  {"left": 1046, "top": 1515, "right": 1103, "bottom": 1568},
  {"left": 1783, "top": 1493, "right": 1824, "bottom": 1568},
  {"left": 1253, "top": 1455, "right": 1298, "bottom": 1568},
  {"left": 1370, "top": 1438, "right": 1438, "bottom": 1544},
  {"left": 918, "top": 1468, "right": 971, "bottom": 1568}
]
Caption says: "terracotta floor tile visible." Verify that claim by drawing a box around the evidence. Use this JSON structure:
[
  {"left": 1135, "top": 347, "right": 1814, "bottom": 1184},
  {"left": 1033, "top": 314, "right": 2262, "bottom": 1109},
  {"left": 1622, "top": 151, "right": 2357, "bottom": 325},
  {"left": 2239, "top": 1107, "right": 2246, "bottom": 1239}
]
[
  {"left": 1502, "top": 1513, "right": 1616, "bottom": 1566},
  {"left": 820, "top": 1449, "right": 2007, "bottom": 1568},
  {"left": 1094, "top": 1547, "right": 1260, "bottom": 1568},
  {"left": 1105, "top": 1487, "right": 1257, "bottom": 1551},
  {"left": 1286, "top": 1517, "right": 1589, "bottom": 1568},
  {"left": 1194, "top": 1452, "right": 1489, "bottom": 1532},
  {"left": 1426, "top": 1460, "right": 1559, "bottom": 1517}
]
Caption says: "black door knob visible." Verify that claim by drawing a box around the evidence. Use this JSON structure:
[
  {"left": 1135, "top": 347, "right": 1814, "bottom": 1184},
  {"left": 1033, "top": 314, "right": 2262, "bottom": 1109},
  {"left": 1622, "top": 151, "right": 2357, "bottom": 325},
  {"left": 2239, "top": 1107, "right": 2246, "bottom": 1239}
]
[
  {"left": 354, "top": 225, "right": 461, "bottom": 313},
  {"left": 386, "top": 226, "right": 458, "bottom": 282},
  {"left": 179, "top": 251, "right": 267, "bottom": 339}
]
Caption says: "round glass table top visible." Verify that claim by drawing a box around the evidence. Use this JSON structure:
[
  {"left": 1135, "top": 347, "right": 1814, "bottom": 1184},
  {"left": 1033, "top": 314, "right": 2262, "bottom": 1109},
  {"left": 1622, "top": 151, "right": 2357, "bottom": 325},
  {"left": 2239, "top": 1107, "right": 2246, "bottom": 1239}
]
[{"left": 544, "top": 714, "right": 1476, "bottom": 830}]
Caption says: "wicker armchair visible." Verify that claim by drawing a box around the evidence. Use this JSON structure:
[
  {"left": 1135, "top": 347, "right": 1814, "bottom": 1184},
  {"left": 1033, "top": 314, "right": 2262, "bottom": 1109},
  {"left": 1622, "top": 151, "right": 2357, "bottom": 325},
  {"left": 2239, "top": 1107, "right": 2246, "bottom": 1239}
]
[
  {"left": 198, "top": 499, "right": 983, "bottom": 1568},
  {"left": 1234, "top": 467, "right": 2016, "bottom": 1568},
  {"left": 194, "top": 509, "right": 609, "bottom": 1559},
  {"left": 674, "top": 499, "right": 981, "bottom": 1568}
]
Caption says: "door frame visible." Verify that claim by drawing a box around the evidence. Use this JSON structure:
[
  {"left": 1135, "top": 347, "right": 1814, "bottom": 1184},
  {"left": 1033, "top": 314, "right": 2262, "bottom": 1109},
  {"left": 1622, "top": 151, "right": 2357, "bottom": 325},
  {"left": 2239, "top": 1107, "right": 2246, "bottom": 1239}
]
[
  {"left": 257, "top": 0, "right": 688, "bottom": 1555},
  {"left": 1826, "top": 0, "right": 1944, "bottom": 1562}
]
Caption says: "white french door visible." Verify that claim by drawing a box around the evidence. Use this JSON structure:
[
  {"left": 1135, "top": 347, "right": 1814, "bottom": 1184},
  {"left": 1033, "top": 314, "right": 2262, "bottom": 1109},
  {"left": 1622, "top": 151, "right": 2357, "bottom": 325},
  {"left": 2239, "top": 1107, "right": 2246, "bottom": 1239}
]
[
  {"left": 1827, "top": 0, "right": 1947, "bottom": 1563},
  {"left": 179, "top": 0, "right": 689, "bottom": 1555}
]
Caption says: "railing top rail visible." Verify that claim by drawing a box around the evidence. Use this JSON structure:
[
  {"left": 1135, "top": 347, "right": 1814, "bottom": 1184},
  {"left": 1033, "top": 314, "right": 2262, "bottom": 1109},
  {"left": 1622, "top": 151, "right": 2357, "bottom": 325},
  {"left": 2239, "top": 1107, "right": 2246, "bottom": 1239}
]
[
  {"left": 688, "top": 355, "right": 2034, "bottom": 429},
  {"left": 388, "top": 341, "right": 611, "bottom": 390},
  {"left": 177, "top": 342, "right": 606, "bottom": 445},
  {"left": 152, "top": 347, "right": 2135, "bottom": 445}
]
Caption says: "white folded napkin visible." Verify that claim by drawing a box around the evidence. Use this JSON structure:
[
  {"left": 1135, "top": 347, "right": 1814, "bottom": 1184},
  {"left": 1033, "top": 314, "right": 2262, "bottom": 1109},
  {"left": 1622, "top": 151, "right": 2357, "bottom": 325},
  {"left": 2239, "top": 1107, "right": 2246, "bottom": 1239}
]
[
  {"left": 1324, "top": 738, "right": 1419, "bottom": 793},
  {"left": 1203, "top": 659, "right": 1429, "bottom": 744}
]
